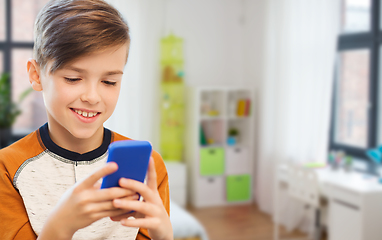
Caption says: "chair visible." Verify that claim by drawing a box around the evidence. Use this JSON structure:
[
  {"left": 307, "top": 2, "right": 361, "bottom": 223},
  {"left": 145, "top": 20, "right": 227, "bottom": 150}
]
[{"left": 274, "top": 163, "right": 326, "bottom": 240}]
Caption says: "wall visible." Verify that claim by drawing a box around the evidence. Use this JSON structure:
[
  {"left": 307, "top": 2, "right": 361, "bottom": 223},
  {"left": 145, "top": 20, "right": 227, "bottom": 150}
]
[
  {"left": 242, "top": 0, "right": 268, "bottom": 200},
  {"left": 159, "top": 0, "right": 265, "bottom": 89},
  {"left": 163, "top": 0, "right": 245, "bottom": 86}
]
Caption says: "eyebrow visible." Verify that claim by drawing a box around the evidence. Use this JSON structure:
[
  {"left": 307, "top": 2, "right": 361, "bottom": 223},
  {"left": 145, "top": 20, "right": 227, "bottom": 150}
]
[
  {"left": 104, "top": 70, "right": 124, "bottom": 76},
  {"left": 64, "top": 66, "right": 123, "bottom": 76}
]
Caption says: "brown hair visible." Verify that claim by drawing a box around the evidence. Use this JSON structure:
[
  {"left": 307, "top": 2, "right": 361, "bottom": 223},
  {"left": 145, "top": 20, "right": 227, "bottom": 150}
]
[{"left": 34, "top": 0, "right": 130, "bottom": 74}]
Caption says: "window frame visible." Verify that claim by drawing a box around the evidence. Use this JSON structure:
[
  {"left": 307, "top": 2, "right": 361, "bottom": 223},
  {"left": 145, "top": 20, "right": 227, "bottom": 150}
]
[
  {"left": 1, "top": 0, "right": 35, "bottom": 141},
  {"left": 329, "top": 0, "right": 381, "bottom": 163}
]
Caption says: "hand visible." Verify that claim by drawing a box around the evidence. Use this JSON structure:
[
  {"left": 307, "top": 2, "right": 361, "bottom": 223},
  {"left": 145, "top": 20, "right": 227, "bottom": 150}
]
[
  {"left": 38, "top": 162, "right": 138, "bottom": 240},
  {"left": 111, "top": 158, "right": 173, "bottom": 240}
]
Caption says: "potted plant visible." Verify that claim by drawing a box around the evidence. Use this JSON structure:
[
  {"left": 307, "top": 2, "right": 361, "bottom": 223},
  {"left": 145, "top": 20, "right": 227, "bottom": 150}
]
[
  {"left": 227, "top": 128, "right": 239, "bottom": 146},
  {"left": 0, "top": 73, "right": 32, "bottom": 148}
]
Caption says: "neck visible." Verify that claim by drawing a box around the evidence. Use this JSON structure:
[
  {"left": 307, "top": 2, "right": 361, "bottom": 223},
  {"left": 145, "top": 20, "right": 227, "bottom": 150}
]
[{"left": 47, "top": 122, "right": 104, "bottom": 154}]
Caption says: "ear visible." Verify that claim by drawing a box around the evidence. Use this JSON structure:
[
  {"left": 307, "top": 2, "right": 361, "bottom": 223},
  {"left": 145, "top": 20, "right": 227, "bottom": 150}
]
[{"left": 27, "top": 59, "right": 43, "bottom": 91}]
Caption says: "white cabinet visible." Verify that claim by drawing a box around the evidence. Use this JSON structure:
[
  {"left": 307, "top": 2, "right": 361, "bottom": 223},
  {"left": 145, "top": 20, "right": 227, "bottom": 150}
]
[
  {"left": 330, "top": 200, "right": 362, "bottom": 240},
  {"left": 225, "top": 146, "right": 250, "bottom": 175},
  {"left": 327, "top": 183, "right": 382, "bottom": 240},
  {"left": 165, "top": 162, "right": 187, "bottom": 207},
  {"left": 185, "top": 86, "right": 255, "bottom": 208},
  {"left": 196, "top": 176, "right": 226, "bottom": 207}
]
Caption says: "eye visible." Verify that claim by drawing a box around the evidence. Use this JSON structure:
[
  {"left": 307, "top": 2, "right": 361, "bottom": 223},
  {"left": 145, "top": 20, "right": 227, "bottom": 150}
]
[
  {"left": 64, "top": 77, "right": 81, "bottom": 83},
  {"left": 102, "top": 80, "right": 117, "bottom": 86}
]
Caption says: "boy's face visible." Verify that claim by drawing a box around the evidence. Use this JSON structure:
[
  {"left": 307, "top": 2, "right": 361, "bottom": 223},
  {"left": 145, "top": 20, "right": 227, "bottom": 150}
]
[{"left": 36, "top": 44, "right": 128, "bottom": 142}]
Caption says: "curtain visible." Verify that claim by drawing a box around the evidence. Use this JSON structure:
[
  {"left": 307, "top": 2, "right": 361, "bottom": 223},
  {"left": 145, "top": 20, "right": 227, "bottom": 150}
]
[
  {"left": 104, "top": 0, "right": 163, "bottom": 144},
  {"left": 104, "top": 0, "right": 142, "bottom": 139},
  {"left": 255, "top": 0, "right": 341, "bottom": 231}
]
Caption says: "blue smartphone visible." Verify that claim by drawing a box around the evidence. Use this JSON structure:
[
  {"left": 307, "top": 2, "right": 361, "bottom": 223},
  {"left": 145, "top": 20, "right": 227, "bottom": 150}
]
[{"left": 101, "top": 140, "right": 152, "bottom": 189}]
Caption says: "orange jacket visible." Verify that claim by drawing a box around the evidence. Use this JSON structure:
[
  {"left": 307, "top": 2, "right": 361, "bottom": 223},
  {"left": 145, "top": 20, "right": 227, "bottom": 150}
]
[{"left": 0, "top": 124, "right": 170, "bottom": 239}]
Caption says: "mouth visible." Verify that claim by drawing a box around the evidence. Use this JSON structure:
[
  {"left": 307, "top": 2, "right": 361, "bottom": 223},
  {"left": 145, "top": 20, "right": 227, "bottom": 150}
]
[{"left": 71, "top": 108, "right": 100, "bottom": 118}]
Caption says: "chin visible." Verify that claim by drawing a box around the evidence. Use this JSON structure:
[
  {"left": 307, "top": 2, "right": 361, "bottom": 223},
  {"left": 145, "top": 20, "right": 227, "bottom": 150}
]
[{"left": 70, "top": 127, "right": 101, "bottom": 140}]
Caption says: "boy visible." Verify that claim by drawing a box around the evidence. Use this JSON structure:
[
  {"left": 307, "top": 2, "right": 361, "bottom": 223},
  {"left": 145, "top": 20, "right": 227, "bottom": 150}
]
[{"left": 0, "top": 0, "right": 173, "bottom": 239}]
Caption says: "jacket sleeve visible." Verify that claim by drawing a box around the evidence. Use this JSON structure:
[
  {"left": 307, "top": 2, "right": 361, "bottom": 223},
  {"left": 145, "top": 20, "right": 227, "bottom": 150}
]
[
  {"left": 136, "top": 151, "right": 171, "bottom": 240},
  {"left": 0, "top": 158, "right": 37, "bottom": 240}
]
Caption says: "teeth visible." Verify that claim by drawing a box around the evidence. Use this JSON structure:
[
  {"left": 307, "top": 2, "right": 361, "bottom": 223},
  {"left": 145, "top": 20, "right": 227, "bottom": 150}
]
[{"left": 73, "top": 109, "right": 98, "bottom": 118}]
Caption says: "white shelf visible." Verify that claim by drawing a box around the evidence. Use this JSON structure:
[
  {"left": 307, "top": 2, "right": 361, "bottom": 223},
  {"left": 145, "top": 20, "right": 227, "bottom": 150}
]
[
  {"left": 227, "top": 116, "right": 251, "bottom": 120},
  {"left": 200, "top": 144, "right": 225, "bottom": 149},
  {"left": 225, "top": 143, "right": 247, "bottom": 149},
  {"left": 185, "top": 86, "right": 255, "bottom": 208},
  {"left": 200, "top": 115, "right": 250, "bottom": 120},
  {"left": 200, "top": 115, "right": 226, "bottom": 120}
]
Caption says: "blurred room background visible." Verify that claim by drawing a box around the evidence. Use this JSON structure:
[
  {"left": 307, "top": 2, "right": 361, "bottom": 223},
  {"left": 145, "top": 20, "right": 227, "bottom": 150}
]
[{"left": 1, "top": 0, "right": 381, "bottom": 240}]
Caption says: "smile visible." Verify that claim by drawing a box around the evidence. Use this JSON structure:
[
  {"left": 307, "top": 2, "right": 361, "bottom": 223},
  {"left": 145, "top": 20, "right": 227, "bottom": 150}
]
[{"left": 71, "top": 108, "right": 99, "bottom": 118}]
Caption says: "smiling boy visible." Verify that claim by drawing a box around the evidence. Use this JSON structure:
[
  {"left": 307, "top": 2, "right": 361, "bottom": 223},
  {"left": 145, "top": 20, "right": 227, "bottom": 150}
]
[{"left": 0, "top": 0, "right": 172, "bottom": 240}]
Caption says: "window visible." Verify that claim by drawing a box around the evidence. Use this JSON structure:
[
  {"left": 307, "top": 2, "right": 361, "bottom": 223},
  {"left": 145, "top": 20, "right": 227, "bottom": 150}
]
[
  {"left": 330, "top": 0, "right": 380, "bottom": 160},
  {"left": 1, "top": 0, "right": 49, "bottom": 138}
]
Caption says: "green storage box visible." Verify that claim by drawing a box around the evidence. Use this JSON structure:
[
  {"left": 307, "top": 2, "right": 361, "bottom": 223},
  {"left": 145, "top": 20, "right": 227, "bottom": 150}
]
[
  {"left": 199, "top": 148, "right": 224, "bottom": 175},
  {"left": 226, "top": 174, "right": 251, "bottom": 202}
]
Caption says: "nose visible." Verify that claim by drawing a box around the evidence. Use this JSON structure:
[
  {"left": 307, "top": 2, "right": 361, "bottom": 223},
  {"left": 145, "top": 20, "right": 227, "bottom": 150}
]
[{"left": 80, "top": 82, "right": 101, "bottom": 104}]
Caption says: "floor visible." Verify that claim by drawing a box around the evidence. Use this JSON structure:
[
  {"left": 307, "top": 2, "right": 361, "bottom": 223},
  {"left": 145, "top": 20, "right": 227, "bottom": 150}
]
[{"left": 187, "top": 203, "right": 307, "bottom": 240}]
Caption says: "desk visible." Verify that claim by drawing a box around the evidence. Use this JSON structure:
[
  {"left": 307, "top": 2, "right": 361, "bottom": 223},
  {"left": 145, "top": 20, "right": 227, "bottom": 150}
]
[{"left": 276, "top": 165, "right": 382, "bottom": 240}]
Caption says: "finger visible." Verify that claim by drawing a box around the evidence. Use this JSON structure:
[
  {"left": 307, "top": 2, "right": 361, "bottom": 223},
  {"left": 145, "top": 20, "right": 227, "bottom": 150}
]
[
  {"left": 79, "top": 162, "right": 118, "bottom": 189},
  {"left": 91, "top": 208, "right": 130, "bottom": 220},
  {"left": 134, "top": 211, "right": 145, "bottom": 219},
  {"left": 120, "top": 217, "right": 161, "bottom": 229},
  {"left": 113, "top": 198, "right": 160, "bottom": 217},
  {"left": 89, "top": 201, "right": 117, "bottom": 212},
  {"left": 147, "top": 157, "right": 157, "bottom": 190},
  {"left": 118, "top": 194, "right": 140, "bottom": 201},
  {"left": 91, "top": 187, "right": 137, "bottom": 202},
  {"left": 119, "top": 178, "right": 157, "bottom": 203},
  {"left": 110, "top": 212, "right": 137, "bottom": 221},
  {"left": 93, "top": 181, "right": 102, "bottom": 190}
]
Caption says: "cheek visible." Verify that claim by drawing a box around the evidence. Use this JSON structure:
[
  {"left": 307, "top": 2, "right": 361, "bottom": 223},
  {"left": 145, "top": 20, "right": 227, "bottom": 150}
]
[
  {"left": 43, "top": 81, "right": 77, "bottom": 109},
  {"left": 106, "top": 90, "right": 120, "bottom": 109},
  {"left": 101, "top": 86, "right": 120, "bottom": 111}
]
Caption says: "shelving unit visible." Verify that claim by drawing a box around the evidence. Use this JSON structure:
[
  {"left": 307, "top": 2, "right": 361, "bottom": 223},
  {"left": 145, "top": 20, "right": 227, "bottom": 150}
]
[{"left": 185, "top": 86, "right": 255, "bottom": 208}]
